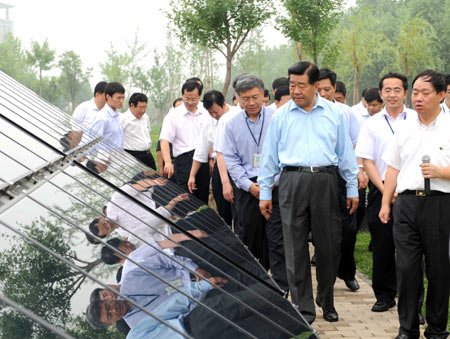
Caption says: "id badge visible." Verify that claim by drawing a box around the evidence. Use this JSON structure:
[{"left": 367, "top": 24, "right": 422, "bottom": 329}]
[{"left": 253, "top": 153, "right": 261, "bottom": 168}]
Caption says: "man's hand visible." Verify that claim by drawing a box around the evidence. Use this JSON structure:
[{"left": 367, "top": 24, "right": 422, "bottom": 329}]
[
  {"left": 259, "top": 200, "right": 273, "bottom": 220},
  {"left": 194, "top": 268, "right": 211, "bottom": 282},
  {"left": 420, "top": 163, "right": 441, "bottom": 179},
  {"left": 346, "top": 197, "right": 359, "bottom": 215},
  {"left": 357, "top": 171, "right": 369, "bottom": 190},
  {"left": 188, "top": 175, "right": 197, "bottom": 193},
  {"left": 379, "top": 204, "right": 391, "bottom": 224},
  {"left": 208, "top": 277, "right": 228, "bottom": 287},
  {"left": 249, "top": 183, "right": 260, "bottom": 199},
  {"left": 222, "top": 182, "right": 234, "bottom": 203},
  {"left": 94, "top": 161, "right": 108, "bottom": 173},
  {"left": 164, "top": 162, "right": 174, "bottom": 178},
  {"left": 188, "top": 230, "right": 208, "bottom": 239},
  {"left": 391, "top": 192, "right": 398, "bottom": 204}
]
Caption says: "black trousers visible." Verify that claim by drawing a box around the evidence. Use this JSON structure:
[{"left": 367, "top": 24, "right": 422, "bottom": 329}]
[
  {"left": 124, "top": 149, "right": 156, "bottom": 170},
  {"left": 357, "top": 187, "right": 367, "bottom": 228},
  {"left": 366, "top": 184, "right": 397, "bottom": 303},
  {"left": 393, "top": 193, "right": 450, "bottom": 339},
  {"left": 278, "top": 170, "right": 342, "bottom": 323},
  {"left": 337, "top": 174, "right": 358, "bottom": 281},
  {"left": 184, "top": 285, "right": 309, "bottom": 339},
  {"left": 173, "top": 150, "right": 210, "bottom": 204},
  {"left": 211, "top": 162, "right": 233, "bottom": 226}
]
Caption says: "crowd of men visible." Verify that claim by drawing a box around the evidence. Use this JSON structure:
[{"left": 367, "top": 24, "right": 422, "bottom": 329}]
[{"left": 66, "top": 61, "right": 450, "bottom": 339}]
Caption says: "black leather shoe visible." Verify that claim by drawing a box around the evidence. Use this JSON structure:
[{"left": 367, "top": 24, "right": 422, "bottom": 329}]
[
  {"left": 310, "top": 254, "right": 316, "bottom": 266},
  {"left": 395, "top": 334, "right": 410, "bottom": 339},
  {"left": 371, "top": 300, "right": 396, "bottom": 312},
  {"left": 418, "top": 311, "right": 425, "bottom": 325},
  {"left": 345, "top": 279, "right": 360, "bottom": 291},
  {"left": 323, "top": 308, "right": 339, "bottom": 322}
]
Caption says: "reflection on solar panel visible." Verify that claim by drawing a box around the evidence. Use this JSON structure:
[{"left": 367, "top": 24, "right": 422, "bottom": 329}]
[{"left": 0, "top": 70, "right": 318, "bottom": 338}]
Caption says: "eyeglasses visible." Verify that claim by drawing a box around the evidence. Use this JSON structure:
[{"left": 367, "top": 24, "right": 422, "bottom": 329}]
[
  {"left": 183, "top": 97, "right": 199, "bottom": 104},
  {"left": 240, "top": 95, "right": 260, "bottom": 104}
]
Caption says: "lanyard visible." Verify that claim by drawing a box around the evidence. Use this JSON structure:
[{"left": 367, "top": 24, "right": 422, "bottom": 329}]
[
  {"left": 384, "top": 114, "right": 406, "bottom": 134},
  {"left": 245, "top": 110, "right": 265, "bottom": 151}
]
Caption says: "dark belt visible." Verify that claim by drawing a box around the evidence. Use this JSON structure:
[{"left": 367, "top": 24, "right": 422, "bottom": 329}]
[
  {"left": 124, "top": 149, "right": 150, "bottom": 154},
  {"left": 175, "top": 149, "right": 195, "bottom": 159},
  {"left": 401, "top": 189, "right": 448, "bottom": 197},
  {"left": 283, "top": 165, "right": 338, "bottom": 174}
]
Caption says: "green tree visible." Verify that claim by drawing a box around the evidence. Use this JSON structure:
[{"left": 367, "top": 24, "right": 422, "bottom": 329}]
[
  {"left": 26, "top": 39, "right": 56, "bottom": 96},
  {"left": 278, "top": 0, "right": 343, "bottom": 65},
  {"left": 149, "top": 50, "right": 170, "bottom": 122},
  {"left": 58, "top": 51, "right": 92, "bottom": 112},
  {"left": 168, "top": 0, "right": 274, "bottom": 97},
  {"left": 100, "top": 43, "right": 131, "bottom": 85}
]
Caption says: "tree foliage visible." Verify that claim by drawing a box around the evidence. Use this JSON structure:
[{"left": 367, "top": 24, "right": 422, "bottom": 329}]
[
  {"left": 168, "top": 0, "right": 274, "bottom": 96},
  {"left": 278, "top": 0, "right": 343, "bottom": 65},
  {"left": 26, "top": 39, "right": 56, "bottom": 96}
]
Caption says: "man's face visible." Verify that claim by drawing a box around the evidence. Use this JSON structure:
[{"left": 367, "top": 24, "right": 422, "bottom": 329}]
[
  {"left": 107, "top": 93, "right": 125, "bottom": 111},
  {"left": 96, "top": 217, "right": 117, "bottom": 237},
  {"left": 289, "top": 74, "right": 318, "bottom": 108},
  {"left": 366, "top": 100, "right": 383, "bottom": 116},
  {"left": 380, "top": 78, "right": 407, "bottom": 111},
  {"left": 275, "top": 95, "right": 291, "bottom": 108},
  {"left": 445, "top": 84, "right": 450, "bottom": 105},
  {"left": 411, "top": 77, "right": 445, "bottom": 116},
  {"left": 239, "top": 87, "right": 264, "bottom": 115},
  {"left": 99, "top": 288, "right": 118, "bottom": 301},
  {"left": 130, "top": 101, "right": 147, "bottom": 119},
  {"left": 263, "top": 96, "right": 270, "bottom": 106},
  {"left": 317, "top": 78, "right": 336, "bottom": 101},
  {"left": 334, "top": 92, "right": 346, "bottom": 104},
  {"left": 99, "top": 300, "right": 130, "bottom": 326},
  {"left": 182, "top": 88, "right": 200, "bottom": 113},
  {"left": 118, "top": 240, "right": 136, "bottom": 255},
  {"left": 207, "top": 103, "right": 225, "bottom": 120},
  {"left": 95, "top": 92, "right": 107, "bottom": 109}
]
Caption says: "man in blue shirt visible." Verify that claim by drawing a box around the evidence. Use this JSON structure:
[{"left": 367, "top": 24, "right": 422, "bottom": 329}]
[
  {"left": 221, "top": 75, "right": 289, "bottom": 292},
  {"left": 258, "top": 61, "right": 359, "bottom": 323}
]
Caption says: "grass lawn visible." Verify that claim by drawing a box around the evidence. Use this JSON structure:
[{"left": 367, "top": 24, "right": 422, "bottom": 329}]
[
  {"left": 150, "top": 125, "right": 161, "bottom": 170},
  {"left": 354, "top": 231, "right": 449, "bottom": 330}
]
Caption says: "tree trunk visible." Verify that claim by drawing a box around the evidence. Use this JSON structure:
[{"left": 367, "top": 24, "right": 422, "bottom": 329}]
[
  {"left": 295, "top": 41, "right": 303, "bottom": 61},
  {"left": 39, "top": 69, "right": 43, "bottom": 97},
  {"left": 222, "top": 55, "right": 232, "bottom": 98},
  {"left": 353, "top": 65, "right": 360, "bottom": 106}
]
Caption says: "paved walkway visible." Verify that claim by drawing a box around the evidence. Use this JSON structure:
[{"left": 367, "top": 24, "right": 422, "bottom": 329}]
[{"left": 308, "top": 244, "right": 426, "bottom": 338}]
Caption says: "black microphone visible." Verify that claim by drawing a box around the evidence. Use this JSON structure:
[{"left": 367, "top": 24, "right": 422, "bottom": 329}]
[{"left": 422, "top": 155, "right": 431, "bottom": 194}]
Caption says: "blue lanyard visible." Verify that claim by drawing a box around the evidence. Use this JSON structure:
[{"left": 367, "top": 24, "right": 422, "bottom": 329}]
[
  {"left": 384, "top": 114, "right": 406, "bottom": 134},
  {"left": 244, "top": 110, "right": 265, "bottom": 151}
]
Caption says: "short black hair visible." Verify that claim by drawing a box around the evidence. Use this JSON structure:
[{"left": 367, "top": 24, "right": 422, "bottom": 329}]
[
  {"left": 172, "top": 97, "right": 182, "bottom": 108},
  {"left": 361, "top": 88, "right": 369, "bottom": 97},
  {"left": 318, "top": 68, "right": 337, "bottom": 87},
  {"left": 288, "top": 61, "right": 319, "bottom": 85},
  {"left": 86, "top": 300, "right": 106, "bottom": 329},
  {"left": 272, "top": 77, "right": 289, "bottom": 91},
  {"left": 335, "top": 81, "right": 346, "bottom": 96},
  {"left": 129, "top": 93, "right": 148, "bottom": 107},
  {"left": 185, "top": 77, "right": 203, "bottom": 90},
  {"left": 203, "top": 90, "right": 225, "bottom": 110},
  {"left": 181, "top": 81, "right": 203, "bottom": 96},
  {"left": 264, "top": 89, "right": 270, "bottom": 99},
  {"left": 379, "top": 73, "right": 408, "bottom": 91},
  {"left": 446, "top": 74, "right": 450, "bottom": 87},
  {"left": 59, "top": 132, "right": 72, "bottom": 152},
  {"left": 94, "top": 81, "right": 107, "bottom": 96},
  {"left": 105, "top": 82, "right": 125, "bottom": 98},
  {"left": 364, "top": 88, "right": 382, "bottom": 103},
  {"left": 90, "top": 288, "right": 103, "bottom": 303},
  {"left": 89, "top": 218, "right": 105, "bottom": 240},
  {"left": 101, "top": 238, "right": 122, "bottom": 265},
  {"left": 412, "top": 70, "right": 446, "bottom": 93},
  {"left": 274, "top": 86, "right": 290, "bottom": 101},
  {"left": 116, "top": 266, "right": 123, "bottom": 283}
]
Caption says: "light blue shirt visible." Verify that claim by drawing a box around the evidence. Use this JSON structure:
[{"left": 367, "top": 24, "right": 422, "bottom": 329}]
[
  {"left": 222, "top": 106, "right": 275, "bottom": 191},
  {"left": 126, "top": 280, "right": 213, "bottom": 339},
  {"left": 258, "top": 96, "right": 358, "bottom": 200},
  {"left": 121, "top": 242, "right": 199, "bottom": 328},
  {"left": 89, "top": 103, "right": 124, "bottom": 150}
]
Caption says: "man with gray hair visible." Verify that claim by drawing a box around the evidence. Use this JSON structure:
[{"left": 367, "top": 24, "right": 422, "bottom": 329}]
[{"left": 220, "top": 75, "right": 288, "bottom": 292}]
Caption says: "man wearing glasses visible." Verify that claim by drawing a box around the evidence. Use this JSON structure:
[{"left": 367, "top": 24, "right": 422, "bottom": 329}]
[{"left": 160, "top": 80, "right": 211, "bottom": 203}]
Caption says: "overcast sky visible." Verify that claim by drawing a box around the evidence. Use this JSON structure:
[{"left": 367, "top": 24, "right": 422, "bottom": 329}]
[{"left": 4, "top": 0, "right": 288, "bottom": 83}]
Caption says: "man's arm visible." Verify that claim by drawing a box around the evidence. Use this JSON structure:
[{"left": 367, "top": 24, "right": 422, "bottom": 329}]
[
  {"left": 188, "top": 160, "right": 202, "bottom": 193},
  {"left": 160, "top": 140, "right": 174, "bottom": 178},
  {"left": 379, "top": 166, "right": 399, "bottom": 224},
  {"left": 216, "top": 152, "right": 234, "bottom": 203},
  {"left": 159, "top": 113, "right": 176, "bottom": 178},
  {"left": 157, "top": 230, "right": 208, "bottom": 248},
  {"left": 363, "top": 159, "right": 384, "bottom": 192}
]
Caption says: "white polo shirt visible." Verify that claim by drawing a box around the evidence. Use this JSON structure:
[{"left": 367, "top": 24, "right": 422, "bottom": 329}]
[
  {"left": 441, "top": 101, "right": 450, "bottom": 114},
  {"left": 71, "top": 98, "right": 100, "bottom": 130},
  {"left": 383, "top": 110, "right": 450, "bottom": 193},
  {"left": 159, "top": 103, "right": 208, "bottom": 157},
  {"left": 119, "top": 110, "right": 152, "bottom": 151},
  {"left": 356, "top": 106, "right": 416, "bottom": 180},
  {"left": 213, "top": 106, "right": 242, "bottom": 153}
]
